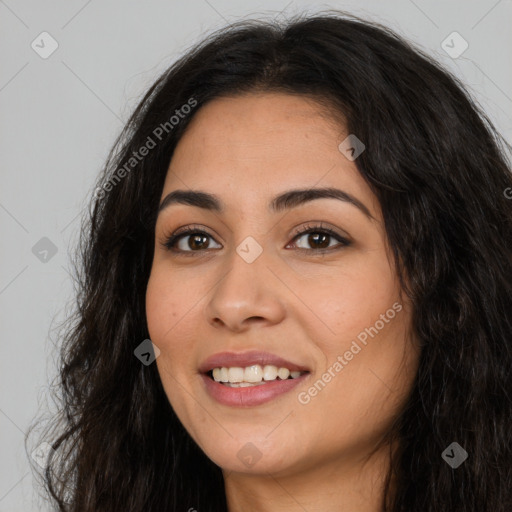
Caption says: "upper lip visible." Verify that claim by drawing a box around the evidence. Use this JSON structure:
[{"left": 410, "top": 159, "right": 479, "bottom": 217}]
[{"left": 198, "top": 350, "right": 311, "bottom": 374}]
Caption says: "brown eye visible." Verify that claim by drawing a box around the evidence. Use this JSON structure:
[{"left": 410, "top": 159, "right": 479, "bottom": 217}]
[
  {"left": 161, "top": 223, "right": 350, "bottom": 256},
  {"left": 162, "top": 228, "right": 221, "bottom": 253},
  {"left": 183, "top": 233, "right": 210, "bottom": 251},
  {"left": 302, "top": 232, "right": 331, "bottom": 249},
  {"left": 290, "top": 226, "right": 350, "bottom": 252}
]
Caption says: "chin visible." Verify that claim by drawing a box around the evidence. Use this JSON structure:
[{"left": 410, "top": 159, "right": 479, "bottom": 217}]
[{"left": 197, "top": 435, "right": 298, "bottom": 475}]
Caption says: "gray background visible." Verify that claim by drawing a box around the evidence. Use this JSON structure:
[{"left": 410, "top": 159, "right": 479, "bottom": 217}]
[{"left": 1, "top": 1, "right": 511, "bottom": 510}]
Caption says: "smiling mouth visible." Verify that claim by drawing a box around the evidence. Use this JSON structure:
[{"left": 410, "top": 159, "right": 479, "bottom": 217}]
[{"left": 206, "top": 365, "right": 310, "bottom": 387}]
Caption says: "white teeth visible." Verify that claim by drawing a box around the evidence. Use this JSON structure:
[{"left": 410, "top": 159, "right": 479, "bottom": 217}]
[
  {"left": 213, "top": 367, "right": 231, "bottom": 382},
  {"left": 227, "top": 367, "right": 244, "bottom": 383},
  {"left": 277, "top": 367, "right": 290, "bottom": 380},
  {"left": 244, "top": 365, "right": 263, "bottom": 383},
  {"left": 263, "top": 365, "right": 278, "bottom": 381},
  {"left": 211, "top": 364, "right": 307, "bottom": 384},
  {"left": 223, "top": 381, "right": 267, "bottom": 388}
]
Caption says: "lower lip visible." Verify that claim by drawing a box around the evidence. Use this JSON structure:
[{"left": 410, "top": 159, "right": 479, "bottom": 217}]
[{"left": 201, "top": 373, "right": 309, "bottom": 407}]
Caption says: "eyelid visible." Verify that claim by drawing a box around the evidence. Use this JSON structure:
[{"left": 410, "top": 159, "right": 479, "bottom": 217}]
[
  {"left": 159, "top": 224, "right": 221, "bottom": 255},
  {"left": 160, "top": 221, "right": 351, "bottom": 254},
  {"left": 169, "top": 223, "right": 216, "bottom": 239},
  {"left": 289, "top": 221, "right": 349, "bottom": 240},
  {"left": 287, "top": 222, "right": 351, "bottom": 252}
]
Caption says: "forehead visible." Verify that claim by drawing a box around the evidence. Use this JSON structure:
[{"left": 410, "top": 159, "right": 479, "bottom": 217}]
[{"left": 161, "top": 92, "right": 375, "bottom": 215}]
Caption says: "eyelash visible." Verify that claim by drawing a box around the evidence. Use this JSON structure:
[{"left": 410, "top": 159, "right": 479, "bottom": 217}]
[{"left": 160, "top": 222, "right": 351, "bottom": 257}]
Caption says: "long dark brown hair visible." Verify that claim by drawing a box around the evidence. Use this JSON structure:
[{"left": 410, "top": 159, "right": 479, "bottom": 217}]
[{"left": 27, "top": 10, "right": 512, "bottom": 511}]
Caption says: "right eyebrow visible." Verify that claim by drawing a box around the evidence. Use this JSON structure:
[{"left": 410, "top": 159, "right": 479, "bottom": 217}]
[{"left": 158, "top": 187, "right": 375, "bottom": 221}]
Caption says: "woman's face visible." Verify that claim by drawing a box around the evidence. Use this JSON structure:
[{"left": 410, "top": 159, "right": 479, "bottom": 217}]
[{"left": 146, "top": 92, "right": 419, "bottom": 477}]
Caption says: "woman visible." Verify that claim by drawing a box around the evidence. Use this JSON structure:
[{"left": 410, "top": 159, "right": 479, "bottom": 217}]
[{"left": 28, "top": 10, "right": 512, "bottom": 512}]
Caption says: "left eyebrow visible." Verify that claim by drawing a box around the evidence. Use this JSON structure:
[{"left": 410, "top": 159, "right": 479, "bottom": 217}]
[{"left": 158, "top": 187, "right": 375, "bottom": 221}]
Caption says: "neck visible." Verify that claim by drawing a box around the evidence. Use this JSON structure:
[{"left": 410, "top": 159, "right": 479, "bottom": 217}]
[{"left": 223, "top": 441, "right": 397, "bottom": 512}]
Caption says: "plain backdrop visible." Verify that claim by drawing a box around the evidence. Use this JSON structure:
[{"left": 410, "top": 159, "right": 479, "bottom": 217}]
[{"left": 1, "top": 1, "right": 511, "bottom": 510}]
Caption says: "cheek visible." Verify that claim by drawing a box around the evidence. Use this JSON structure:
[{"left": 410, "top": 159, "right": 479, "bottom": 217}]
[
  {"left": 145, "top": 271, "right": 195, "bottom": 408},
  {"left": 145, "top": 276, "right": 173, "bottom": 341},
  {"left": 145, "top": 267, "right": 195, "bottom": 341},
  {"left": 145, "top": 267, "right": 205, "bottom": 376},
  {"left": 304, "top": 260, "right": 397, "bottom": 342}
]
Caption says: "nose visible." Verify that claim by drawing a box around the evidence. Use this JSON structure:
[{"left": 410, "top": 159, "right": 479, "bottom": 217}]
[{"left": 204, "top": 247, "right": 287, "bottom": 332}]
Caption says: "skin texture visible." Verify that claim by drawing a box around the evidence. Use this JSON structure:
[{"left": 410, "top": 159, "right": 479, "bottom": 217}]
[{"left": 145, "top": 92, "right": 420, "bottom": 511}]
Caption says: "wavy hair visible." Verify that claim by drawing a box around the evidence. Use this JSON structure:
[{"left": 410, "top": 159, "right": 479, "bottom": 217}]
[{"left": 27, "top": 10, "right": 512, "bottom": 512}]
